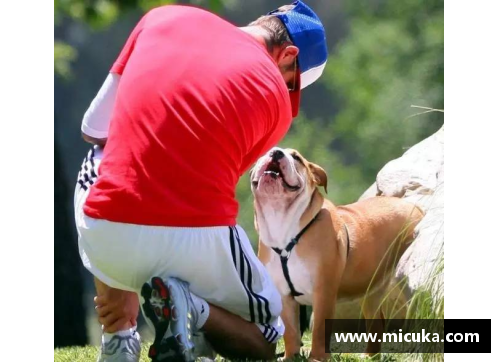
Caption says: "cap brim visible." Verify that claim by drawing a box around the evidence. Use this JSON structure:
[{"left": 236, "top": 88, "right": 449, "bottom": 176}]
[{"left": 289, "top": 66, "right": 301, "bottom": 118}]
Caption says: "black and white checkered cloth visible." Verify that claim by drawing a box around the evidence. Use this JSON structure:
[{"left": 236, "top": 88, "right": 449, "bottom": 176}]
[{"left": 76, "top": 146, "right": 100, "bottom": 191}]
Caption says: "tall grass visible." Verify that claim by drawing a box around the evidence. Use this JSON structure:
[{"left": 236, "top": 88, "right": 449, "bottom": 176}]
[
  {"left": 345, "top": 202, "right": 444, "bottom": 361},
  {"left": 400, "top": 245, "right": 444, "bottom": 361}
]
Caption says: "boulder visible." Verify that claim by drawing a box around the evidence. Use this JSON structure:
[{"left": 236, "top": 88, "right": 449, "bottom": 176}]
[{"left": 361, "top": 126, "right": 444, "bottom": 297}]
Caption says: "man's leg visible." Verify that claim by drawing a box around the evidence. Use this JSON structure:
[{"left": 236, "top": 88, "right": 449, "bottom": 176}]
[
  {"left": 94, "top": 277, "right": 139, "bottom": 332},
  {"left": 202, "top": 303, "right": 276, "bottom": 360},
  {"left": 76, "top": 147, "right": 141, "bottom": 361},
  {"left": 90, "top": 223, "right": 283, "bottom": 361},
  {"left": 94, "top": 278, "right": 141, "bottom": 362}
]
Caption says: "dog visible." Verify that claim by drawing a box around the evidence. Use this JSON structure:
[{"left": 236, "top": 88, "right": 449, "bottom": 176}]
[{"left": 251, "top": 147, "right": 424, "bottom": 360}]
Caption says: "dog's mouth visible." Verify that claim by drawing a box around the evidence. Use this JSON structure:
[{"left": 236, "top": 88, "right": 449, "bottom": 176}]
[
  {"left": 264, "top": 162, "right": 281, "bottom": 179},
  {"left": 252, "top": 161, "right": 301, "bottom": 191}
]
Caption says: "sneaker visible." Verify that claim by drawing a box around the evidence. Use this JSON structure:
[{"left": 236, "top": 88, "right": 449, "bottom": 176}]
[
  {"left": 97, "top": 330, "right": 141, "bottom": 362},
  {"left": 141, "top": 277, "right": 197, "bottom": 362},
  {"left": 144, "top": 320, "right": 215, "bottom": 360}
]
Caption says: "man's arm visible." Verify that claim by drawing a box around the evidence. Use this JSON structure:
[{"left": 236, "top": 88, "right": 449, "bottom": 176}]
[
  {"left": 81, "top": 73, "right": 121, "bottom": 145},
  {"left": 81, "top": 11, "right": 145, "bottom": 146},
  {"left": 82, "top": 132, "right": 107, "bottom": 146}
]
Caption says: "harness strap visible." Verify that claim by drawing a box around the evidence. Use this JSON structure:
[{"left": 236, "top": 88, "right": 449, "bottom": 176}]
[
  {"left": 279, "top": 252, "right": 303, "bottom": 297},
  {"left": 272, "top": 213, "right": 351, "bottom": 298},
  {"left": 272, "top": 213, "right": 320, "bottom": 297}
]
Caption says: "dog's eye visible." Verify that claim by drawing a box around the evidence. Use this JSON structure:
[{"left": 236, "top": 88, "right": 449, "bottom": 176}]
[
  {"left": 291, "top": 154, "right": 303, "bottom": 164},
  {"left": 251, "top": 181, "right": 258, "bottom": 187}
]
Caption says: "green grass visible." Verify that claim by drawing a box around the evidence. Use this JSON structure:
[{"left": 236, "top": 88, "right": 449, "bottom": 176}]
[
  {"left": 53, "top": 335, "right": 366, "bottom": 362},
  {"left": 54, "top": 330, "right": 442, "bottom": 361},
  {"left": 55, "top": 335, "right": 292, "bottom": 362},
  {"left": 54, "top": 343, "right": 148, "bottom": 362}
]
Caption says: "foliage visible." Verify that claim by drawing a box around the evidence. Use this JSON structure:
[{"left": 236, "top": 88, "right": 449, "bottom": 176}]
[
  {"left": 323, "top": 0, "right": 444, "bottom": 185},
  {"left": 55, "top": 0, "right": 144, "bottom": 29},
  {"left": 54, "top": 41, "right": 78, "bottom": 79}
]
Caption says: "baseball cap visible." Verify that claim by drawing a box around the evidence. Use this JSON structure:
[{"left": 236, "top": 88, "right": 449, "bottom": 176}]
[{"left": 268, "top": 1, "right": 328, "bottom": 117}]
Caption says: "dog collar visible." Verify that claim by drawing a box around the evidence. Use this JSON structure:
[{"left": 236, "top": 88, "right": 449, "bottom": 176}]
[{"left": 272, "top": 212, "right": 351, "bottom": 298}]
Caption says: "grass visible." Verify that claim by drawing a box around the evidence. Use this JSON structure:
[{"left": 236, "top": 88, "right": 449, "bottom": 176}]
[
  {"left": 54, "top": 334, "right": 362, "bottom": 362},
  {"left": 53, "top": 342, "right": 440, "bottom": 362},
  {"left": 54, "top": 343, "right": 147, "bottom": 362},
  {"left": 54, "top": 329, "right": 442, "bottom": 362}
]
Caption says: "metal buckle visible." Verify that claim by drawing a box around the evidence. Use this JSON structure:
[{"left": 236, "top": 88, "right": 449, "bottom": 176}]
[{"left": 281, "top": 249, "right": 291, "bottom": 259}]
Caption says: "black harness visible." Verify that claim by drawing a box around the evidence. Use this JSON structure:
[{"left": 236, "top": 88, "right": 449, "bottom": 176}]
[{"left": 272, "top": 213, "right": 351, "bottom": 298}]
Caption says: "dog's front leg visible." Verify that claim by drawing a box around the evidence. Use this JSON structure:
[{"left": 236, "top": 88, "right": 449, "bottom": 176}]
[
  {"left": 281, "top": 294, "right": 301, "bottom": 359},
  {"left": 310, "top": 277, "right": 339, "bottom": 361}
]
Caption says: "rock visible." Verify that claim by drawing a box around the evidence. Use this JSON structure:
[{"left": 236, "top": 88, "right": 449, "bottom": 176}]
[{"left": 362, "top": 126, "right": 444, "bottom": 298}]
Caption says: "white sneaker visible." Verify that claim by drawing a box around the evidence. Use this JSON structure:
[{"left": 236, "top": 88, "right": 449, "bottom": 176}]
[
  {"left": 141, "top": 277, "right": 197, "bottom": 362},
  {"left": 97, "top": 330, "right": 141, "bottom": 362}
]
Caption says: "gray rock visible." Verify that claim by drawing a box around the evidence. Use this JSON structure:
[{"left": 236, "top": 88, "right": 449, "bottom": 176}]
[{"left": 363, "top": 126, "right": 444, "bottom": 298}]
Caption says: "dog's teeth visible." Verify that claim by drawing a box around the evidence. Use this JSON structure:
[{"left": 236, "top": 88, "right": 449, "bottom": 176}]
[{"left": 264, "top": 171, "right": 279, "bottom": 176}]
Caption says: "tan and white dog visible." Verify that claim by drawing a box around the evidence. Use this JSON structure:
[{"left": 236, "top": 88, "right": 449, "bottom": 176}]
[{"left": 251, "top": 147, "right": 424, "bottom": 360}]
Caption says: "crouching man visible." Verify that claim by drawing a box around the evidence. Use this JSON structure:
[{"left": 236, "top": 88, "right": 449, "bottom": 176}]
[{"left": 75, "top": 2, "right": 327, "bottom": 361}]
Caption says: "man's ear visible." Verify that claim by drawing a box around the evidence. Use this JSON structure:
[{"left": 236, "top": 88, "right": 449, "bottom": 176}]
[
  {"left": 277, "top": 45, "right": 299, "bottom": 67},
  {"left": 308, "top": 162, "right": 328, "bottom": 194}
]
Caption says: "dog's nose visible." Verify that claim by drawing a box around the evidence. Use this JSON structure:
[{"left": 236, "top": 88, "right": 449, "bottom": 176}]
[{"left": 270, "top": 149, "right": 284, "bottom": 162}]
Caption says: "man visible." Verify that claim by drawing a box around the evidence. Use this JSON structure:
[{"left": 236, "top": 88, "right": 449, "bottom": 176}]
[{"left": 75, "top": 1, "right": 327, "bottom": 361}]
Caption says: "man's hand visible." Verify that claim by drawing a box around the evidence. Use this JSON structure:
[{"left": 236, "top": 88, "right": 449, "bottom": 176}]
[{"left": 94, "top": 278, "right": 139, "bottom": 333}]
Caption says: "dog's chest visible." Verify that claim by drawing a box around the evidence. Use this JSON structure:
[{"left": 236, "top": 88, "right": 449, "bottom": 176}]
[{"left": 266, "top": 252, "right": 315, "bottom": 305}]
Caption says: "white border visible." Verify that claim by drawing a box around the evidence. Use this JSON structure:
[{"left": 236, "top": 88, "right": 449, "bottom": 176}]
[
  {"left": 446, "top": 0, "right": 499, "bottom": 360},
  {"left": 1, "top": 1, "right": 498, "bottom": 361},
  {"left": 0, "top": 1, "right": 54, "bottom": 361}
]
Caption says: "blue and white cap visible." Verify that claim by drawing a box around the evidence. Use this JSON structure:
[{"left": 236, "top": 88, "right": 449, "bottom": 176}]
[{"left": 268, "top": 1, "right": 327, "bottom": 116}]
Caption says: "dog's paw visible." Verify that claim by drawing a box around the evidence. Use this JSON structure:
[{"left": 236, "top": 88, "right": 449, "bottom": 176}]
[
  {"left": 279, "top": 352, "right": 302, "bottom": 361},
  {"left": 308, "top": 352, "right": 330, "bottom": 361}
]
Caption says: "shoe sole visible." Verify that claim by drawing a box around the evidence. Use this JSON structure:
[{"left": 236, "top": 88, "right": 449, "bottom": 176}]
[
  {"left": 164, "top": 278, "right": 196, "bottom": 361},
  {"left": 141, "top": 277, "right": 195, "bottom": 362}
]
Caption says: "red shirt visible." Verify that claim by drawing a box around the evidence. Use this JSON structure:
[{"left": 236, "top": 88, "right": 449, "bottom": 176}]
[{"left": 84, "top": 5, "right": 292, "bottom": 227}]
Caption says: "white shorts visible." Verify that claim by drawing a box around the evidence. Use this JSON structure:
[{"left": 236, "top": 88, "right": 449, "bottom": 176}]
[{"left": 74, "top": 147, "right": 284, "bottom": 343}]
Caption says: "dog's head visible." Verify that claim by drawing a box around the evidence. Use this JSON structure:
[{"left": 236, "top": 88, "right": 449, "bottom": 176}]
[{"left": 251, "top": 147, "right": 327, "bottom": 204}]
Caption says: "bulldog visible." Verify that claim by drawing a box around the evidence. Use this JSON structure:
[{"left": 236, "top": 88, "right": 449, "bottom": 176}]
[{"left": 251, "top": 147, "right": 424, "bottom": 360}]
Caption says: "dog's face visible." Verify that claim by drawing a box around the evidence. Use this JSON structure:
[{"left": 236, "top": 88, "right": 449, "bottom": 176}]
[{"left": 250, "top": 147, "right": 327, "bottom": 204}]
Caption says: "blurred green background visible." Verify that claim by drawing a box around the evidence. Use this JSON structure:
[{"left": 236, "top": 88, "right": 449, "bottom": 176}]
[{"left": 54, "top": 0, "right": 443, "bottom": 347}]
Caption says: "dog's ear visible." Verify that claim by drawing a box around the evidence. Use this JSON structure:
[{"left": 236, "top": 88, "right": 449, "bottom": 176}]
[{"left": 308, "top": 162, "right": 328, "bottom": 194}]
